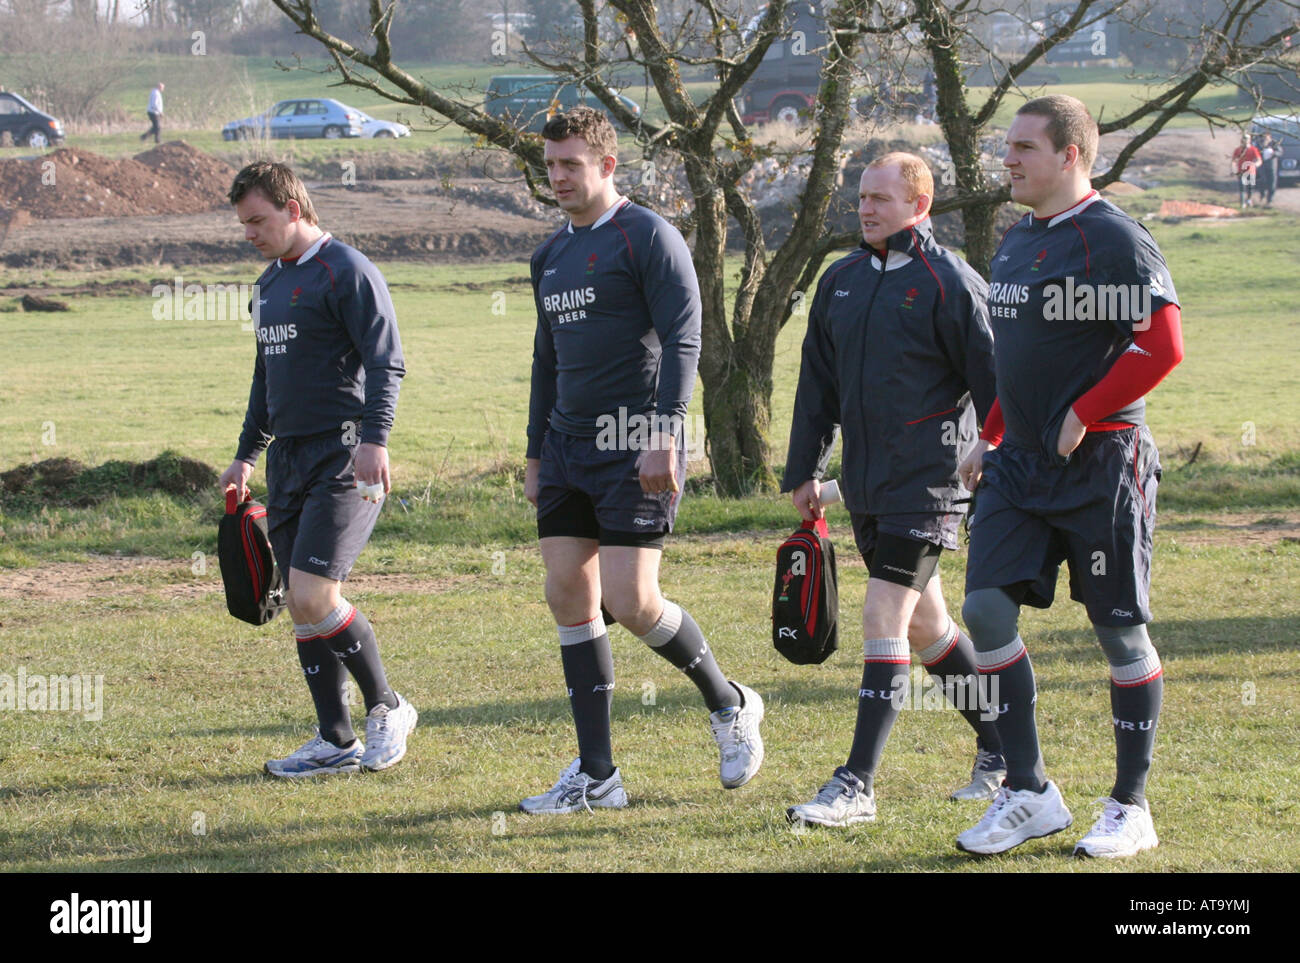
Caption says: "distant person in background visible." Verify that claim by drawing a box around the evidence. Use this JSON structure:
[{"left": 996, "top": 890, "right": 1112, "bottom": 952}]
[
  {"left": 140, "top": 82, "right": 164, "bottom": 145},
  {"left": 922, "top": 69, "right": 938, "bottom": 125},
  {"left": 1257, "top": 133, "right": 1280, "bottom": 207},
  {"left": 1231, "top": 133, "right": 1261, "bottom": 208}
]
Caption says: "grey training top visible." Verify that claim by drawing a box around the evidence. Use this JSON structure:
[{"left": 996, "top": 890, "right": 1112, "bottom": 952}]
[
  {"left": 235, "top": 234, "right": 405, "bottom": 463},
  {"left": 527, "top": 198, "right": 701, "bottom": 459}
]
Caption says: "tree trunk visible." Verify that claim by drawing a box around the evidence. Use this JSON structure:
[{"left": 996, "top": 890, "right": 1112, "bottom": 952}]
[{"left": 700, "top": 357, "right": 776, "bottom": 495}]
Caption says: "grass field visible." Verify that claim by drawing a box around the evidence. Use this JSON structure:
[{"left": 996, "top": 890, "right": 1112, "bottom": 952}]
[{"left": 1, "top": 199, "right": 1298, "bottom": 872}]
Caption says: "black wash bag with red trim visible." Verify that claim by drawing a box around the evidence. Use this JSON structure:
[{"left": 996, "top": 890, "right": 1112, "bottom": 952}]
[
  {"left": 772, "top": 517, "right": 839, "bottom": 665},
  {"left": 218, "top": 488, "right": 287, "bottom": 625}
]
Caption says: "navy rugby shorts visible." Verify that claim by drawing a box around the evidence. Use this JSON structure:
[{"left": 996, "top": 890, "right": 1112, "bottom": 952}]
[
  {"left": 964, "top": 426, "right": 1160, "bottom": 626},
  {"left": 265, "top": 432, "right": 382, "bottom": 587}
]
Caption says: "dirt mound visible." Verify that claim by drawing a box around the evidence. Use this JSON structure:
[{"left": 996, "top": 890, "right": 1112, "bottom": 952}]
[
  {"left": 1, "top": 451, "right": 217, "bottom": 509},
  {"left": 0, "top": 142, "right": 236, "bottom": 220},
  {"left": 135, "top": 142, "right": 239, "bottom": 203}
]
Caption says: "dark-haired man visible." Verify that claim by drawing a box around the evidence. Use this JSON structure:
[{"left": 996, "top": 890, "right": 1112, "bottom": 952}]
[
  {"left": 218, "top": 161, "right": 416, "bottom": 777},
  {"left": 783, "top": 152, "right": 1003, "bottom": 829},
  {"left": 521, "top": 107, "right": 764, "bottom": 813},
  {"left": 956, "top": 95, "right": 1183, "bottom": 857}
]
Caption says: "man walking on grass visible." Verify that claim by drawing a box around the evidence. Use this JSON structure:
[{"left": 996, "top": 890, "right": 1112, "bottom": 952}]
[{"left": 218, "top": 161, "right": 417, "bottom": 778}]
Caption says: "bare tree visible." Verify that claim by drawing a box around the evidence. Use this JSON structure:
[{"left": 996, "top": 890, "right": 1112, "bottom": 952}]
[{"left": 265, "top": 0, "right": 1298, "bottom": 495}]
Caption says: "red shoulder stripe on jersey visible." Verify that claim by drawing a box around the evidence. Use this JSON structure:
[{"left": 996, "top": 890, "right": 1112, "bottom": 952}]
[
  {"left": 909, "top": 228, "right": 945, "bottom": 303},
  {"left": 1069, "top": 217, "right": 1091, "bottom": 279},
  {"left": 995, "top": 215, "right": 1026, "bottom": 253},
  {"left": 609, "top": 215, "right": 634, "bottom": 260},
  {"left": 312, "top": 255, "right": 336, "bottom": 289},
  {"left": 826, "top": 250, "right": 871, "bottom": 282}
]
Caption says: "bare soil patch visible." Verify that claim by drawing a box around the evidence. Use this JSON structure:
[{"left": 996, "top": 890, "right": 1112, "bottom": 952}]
[
  {"left": 0, "top": 555, "right": 478, "bottom": 603},
  {"left": 1161, "top": 511, "right": 1300, "bottom": 548}
]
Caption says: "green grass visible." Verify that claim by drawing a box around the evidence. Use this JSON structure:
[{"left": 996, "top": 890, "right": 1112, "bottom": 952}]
[
  {"left": 2, "top": 535, "right": 1296, "bottom": 872},
  {"left": 0, "top": 171, "right": 1298, "bottom": 872}
]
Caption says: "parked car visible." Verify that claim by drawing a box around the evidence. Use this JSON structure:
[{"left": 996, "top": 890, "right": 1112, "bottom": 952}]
[
  {"left": 221, "top": 99, "right": 362, "bottom": 141},
  {"left": 485, "top": 74, "right": 641, "bottom": 133},
  {"left": 736, "top": 3, "right": 825, "bottom": 124},
  {"left": 1252, "top": 113, "right": 1300, "bottom": 187},
  {"left": 356, "top": 111, "right": 410, "bottom": 138},
  {"left": 0, "top": 90, "right": 65, "bottom": 148}
]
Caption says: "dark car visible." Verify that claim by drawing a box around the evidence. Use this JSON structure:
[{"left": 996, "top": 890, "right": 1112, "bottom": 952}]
[
  {"left": 736, "top": 3, "right": 826, "bottom": 124},
  {"left": 485, "top": 75, "right": 641, "bottom": 133},
  {"left": 0, "top": 91, "right": 65, "bottom": 148}
]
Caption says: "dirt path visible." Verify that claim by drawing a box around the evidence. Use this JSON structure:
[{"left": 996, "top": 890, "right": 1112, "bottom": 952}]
[
  {"left": 2, "top": 511, "right": 1295, "bottom": 604},
  {"left": 0, "top": 555, "right": 477, "bottom": 604}
]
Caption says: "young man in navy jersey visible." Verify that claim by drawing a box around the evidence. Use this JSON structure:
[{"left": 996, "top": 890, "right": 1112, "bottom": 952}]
[
  {"left": 218, "top": 162, "right": 417, "bottom": 777},
  {"left": 783, "top": 153, "right": 1004, "bottom": 828},
  {"left": 521, "top": 107, "right": 764, "bottom": 813},
  {"left": 956, "top": 95, "right": 1184, "bottom": 856}
]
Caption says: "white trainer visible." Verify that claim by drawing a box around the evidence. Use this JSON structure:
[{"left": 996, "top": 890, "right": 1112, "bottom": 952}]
[
  {"left": 787, "top": 767, "right": 876, "bottom": 828},
  {"left": 518, "top": 758, "right": 629, "bottom": 814},
  {"left": 1074, "top": 797, "right": 1159, "bottom": 859},
  {"left": 950, "top": 747, "right": 1007, "bottom": 801},
  {"left": 360, "top": 692, "right": 418, "bottom": 771},
  {"left": 710, "top": 682, "right": 765, "bottom": 788},
  {"left": 265, "top": 730, "right": 363, "bottom": 778},
  {"left": 956, "top": 780, "right": 1073, "bottom": 855}
]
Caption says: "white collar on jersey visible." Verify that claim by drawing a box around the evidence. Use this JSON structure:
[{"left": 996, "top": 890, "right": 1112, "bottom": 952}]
[
  {"left": 566, "top": 196, "right": 629, "bottom": 233},
  {"left": 869, "top": 249, "right": 914, "bottom": 272},
  {"left": 1046, "top": 191, "right": 1102, "bottom": 228},
  {"left": 278, "top": 232, "right": 332, "bottom": 267}
]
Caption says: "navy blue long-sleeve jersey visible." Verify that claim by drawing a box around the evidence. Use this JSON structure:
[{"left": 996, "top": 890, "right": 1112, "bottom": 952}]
[
  {"left": 526, "top": 198, "right": 701, "bottom": 459},
  {"left": 782, "top": 218, "right": 997, "bottom": 515},
  {"left": 235, "top": 234, "right": 405, "bottom": 463},
  {"left": 986, "top": 192, "right": 1178, "bottom": 454}
]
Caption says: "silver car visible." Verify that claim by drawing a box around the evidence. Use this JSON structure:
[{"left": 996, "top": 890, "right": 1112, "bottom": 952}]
[{"left": 222, "top": 98, "right": 363, "bottom": 140}]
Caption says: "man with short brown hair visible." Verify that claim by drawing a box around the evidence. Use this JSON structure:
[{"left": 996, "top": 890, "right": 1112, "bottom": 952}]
[
  {"left": 956, "top": 94, "right": 1183, "bottom": 857},
  {"left": 218, "top": 161, "right": 416, "bottom": 778},
  {"left": 520, "top": 106, "right": 764, "bottom": 813},
  {"left": 783, "top": 152, "right": 1002, "bottom": 828}
]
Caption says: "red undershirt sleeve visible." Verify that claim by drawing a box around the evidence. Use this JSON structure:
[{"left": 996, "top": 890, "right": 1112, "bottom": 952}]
[
  {"left": 979, "top": 397, "right": 1005, "bottom": 446},
  {"left": 1071, "top": 303, "right": 1185, "bottom": 428}
]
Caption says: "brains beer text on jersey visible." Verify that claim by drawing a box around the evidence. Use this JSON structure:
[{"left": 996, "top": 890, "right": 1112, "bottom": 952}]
[
  {"left": 543, "top": 285, "right": 598, "bottom": 323},
  {"left": 988, "top": 281, "right": 1031, "bottom": 319}
]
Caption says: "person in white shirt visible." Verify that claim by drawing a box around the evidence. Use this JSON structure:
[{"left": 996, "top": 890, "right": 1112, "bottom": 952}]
[{"left": 140, "top": 82, "right": 164, "bottom": 144}]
